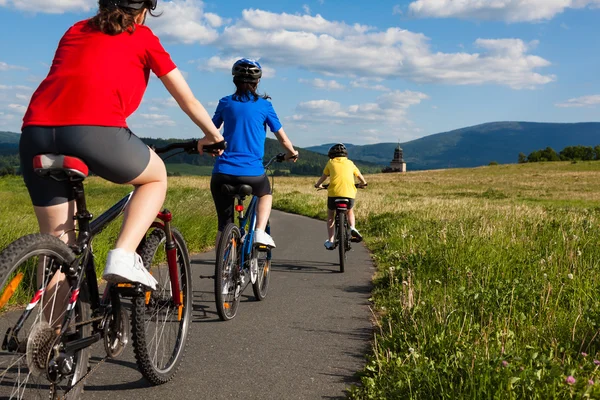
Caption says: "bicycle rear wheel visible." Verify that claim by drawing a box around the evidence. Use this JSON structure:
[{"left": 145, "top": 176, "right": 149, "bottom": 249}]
[
  {"left": 133, "top": 228, "right": 192, "bottom": 385},
  {"left": 251, "top": 221, "right": 271, "bottom": 301},
  {"left": 337, "top": 213, "right": 346, "bottom": 273},
  {"left": 0, "top": 234, "right": 90, "bottom": 400},
  {"left": 215, "top": 223, "right": 241, "bottom": 321}
]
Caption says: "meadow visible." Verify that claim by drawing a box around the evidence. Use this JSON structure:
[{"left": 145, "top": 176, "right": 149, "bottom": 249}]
[{"left": 2, "top": 160, "right": 600, "bottom": 398}]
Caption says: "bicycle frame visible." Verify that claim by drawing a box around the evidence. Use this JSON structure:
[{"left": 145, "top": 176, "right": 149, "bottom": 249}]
[{"left": 6, "top": 177, "right": 182, "bottom": 350}]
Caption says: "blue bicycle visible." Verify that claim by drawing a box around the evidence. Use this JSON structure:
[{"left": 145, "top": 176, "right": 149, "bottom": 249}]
[{"left": 214, "top": 153, "right": 287, "bottom": 321}]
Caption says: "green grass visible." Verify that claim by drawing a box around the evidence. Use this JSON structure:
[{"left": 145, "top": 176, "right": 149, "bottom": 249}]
[
  {"left": 0, "top": 175, "right": 218, "bottom": 276},
  {"left": 165, "top": 163, "right": 214, "bottom": 176},
  {"left": 267, "top": 161, "right": 600, "bottom": 399}
]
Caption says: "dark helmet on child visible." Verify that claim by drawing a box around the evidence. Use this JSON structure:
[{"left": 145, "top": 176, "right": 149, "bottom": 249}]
[
  {"left": 99, "top": 0, "right": 158, "bottom": 10},
  {"left": 232, "top": 58, "right": 263, "bottom": 83},
  {"left": 328, "top": 143, "right": 348, "bottom": 159}
]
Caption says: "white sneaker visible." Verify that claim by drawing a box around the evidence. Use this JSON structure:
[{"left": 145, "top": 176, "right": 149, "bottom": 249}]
[
  {"left": 254, "top": 230, "right": 276, "bottom": 248},
  {"left": 324, "top": 240, "right": 335, "bottom": 250},
  {"left": 103, "top": 249, "right": 158, "bottom": 290}
]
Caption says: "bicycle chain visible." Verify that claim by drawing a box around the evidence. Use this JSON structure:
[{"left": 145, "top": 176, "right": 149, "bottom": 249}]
[
  {"left": 52, "top": 354, "right": 108, "bottom": 400},
  {"left": 47, "top": 314, "right": 107, "bottom": 400}
]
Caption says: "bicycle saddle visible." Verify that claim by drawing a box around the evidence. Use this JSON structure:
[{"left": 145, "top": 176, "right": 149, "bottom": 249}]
[
  {"left": 33, "top": 154, "right": 89, "bottom": 182},
  {"left": 221, "top": 184, "right": 253, "bottom": 197}
]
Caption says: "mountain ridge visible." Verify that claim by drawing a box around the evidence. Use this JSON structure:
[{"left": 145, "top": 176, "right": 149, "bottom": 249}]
[{"left": 306, "top": 121, "right": 600, "bottom": 170}]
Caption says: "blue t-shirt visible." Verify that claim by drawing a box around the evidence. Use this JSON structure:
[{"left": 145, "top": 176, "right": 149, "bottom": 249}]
[{"left": 211, "top": 94, "right": 282, "bottom": 176}]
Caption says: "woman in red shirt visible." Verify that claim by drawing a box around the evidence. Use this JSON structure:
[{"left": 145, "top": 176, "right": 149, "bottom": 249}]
[{"left": 20, "top": 0, "right": 223, "bottom": 290}]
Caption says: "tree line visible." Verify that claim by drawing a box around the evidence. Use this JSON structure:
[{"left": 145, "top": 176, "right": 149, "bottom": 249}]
[{"left": 518, "top": 145, "right": 600, "bottom": 163}]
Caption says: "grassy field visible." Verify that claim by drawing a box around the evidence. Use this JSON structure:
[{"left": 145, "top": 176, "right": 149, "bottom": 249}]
[
  {"left": 268, "top": 161, "right": 600, "bottom": 399},
  {"left": 2, "top": 161, "right": 600, "bottom": 398},
  {"left": 165, "top": 163, "right": 214, "bottom": 176},
  {"left": 0, "top": 175, "right": 219, "bottom": 275}
]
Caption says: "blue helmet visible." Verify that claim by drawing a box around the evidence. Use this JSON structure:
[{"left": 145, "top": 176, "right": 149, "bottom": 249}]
[{"left": 232, "top": 58, "right": 262, "bottom": 83}]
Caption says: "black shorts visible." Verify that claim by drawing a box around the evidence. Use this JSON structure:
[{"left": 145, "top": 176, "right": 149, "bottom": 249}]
[
  {"left": 328, "top": 197, "right": 355, "bottom": 211},
  {"left": 210, "top": 173, "right": 271, "bottom": 231},
  {"left": 20, "top": 126, "right": 150, "bottom": 207}
]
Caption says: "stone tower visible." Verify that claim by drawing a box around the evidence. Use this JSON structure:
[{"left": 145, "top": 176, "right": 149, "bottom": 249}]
[{"left": 383, "top": 143, "right": 406, "bottom": 173}]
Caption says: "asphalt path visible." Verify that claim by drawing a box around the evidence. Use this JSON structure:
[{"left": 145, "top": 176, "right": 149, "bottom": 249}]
[{"left": 84, "top": 210, "right": 375, "bottom": 400}]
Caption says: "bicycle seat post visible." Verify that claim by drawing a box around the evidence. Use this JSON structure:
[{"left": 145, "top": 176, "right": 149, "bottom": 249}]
[{"left": 71, "top": 178, "right": 93, "bottom": 254}]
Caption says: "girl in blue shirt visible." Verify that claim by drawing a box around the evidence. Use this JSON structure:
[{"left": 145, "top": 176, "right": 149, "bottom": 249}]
[{"left": 211, "top": 58, "right": 298, "bottom": 247}]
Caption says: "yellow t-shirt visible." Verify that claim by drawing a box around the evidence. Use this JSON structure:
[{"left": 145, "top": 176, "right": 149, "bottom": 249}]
[{"left": 324, "top": 157, "right": 360, "bottom": 198}]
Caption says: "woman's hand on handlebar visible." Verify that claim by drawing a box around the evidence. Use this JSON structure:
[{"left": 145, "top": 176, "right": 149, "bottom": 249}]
[
  {"left": 285, "top": 150, "right": 299, "bottom": 162},
  {"left": 197, "top": 137, "right": 226, "bottom": 157}
]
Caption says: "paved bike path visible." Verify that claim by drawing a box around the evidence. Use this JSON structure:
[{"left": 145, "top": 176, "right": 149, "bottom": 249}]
[{"left": 84, "top": 210, "right": 375, "bottom": 399}]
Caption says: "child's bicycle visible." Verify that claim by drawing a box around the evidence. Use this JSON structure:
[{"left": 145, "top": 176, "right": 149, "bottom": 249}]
[
  {"left": 317, "top": 183, "right": 366, "bottom": 273},
  {"left": 212, "top": 153, "right": 290, "bottom": 321},
  {"left": 0, "top": 139, "right": 224, "bottom": 399}
]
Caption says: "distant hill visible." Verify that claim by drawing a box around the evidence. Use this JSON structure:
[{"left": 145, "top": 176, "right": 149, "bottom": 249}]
[
  {"left": 307, "top": 122, "right": 600, "bottom": 170},
  {"left": 0, "top": 133, "right": 380, "bottom": 176}
]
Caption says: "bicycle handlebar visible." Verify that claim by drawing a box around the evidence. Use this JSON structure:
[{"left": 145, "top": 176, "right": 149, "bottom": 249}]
[
  {"left": 316, "top": 183, "right": 367, "bottom": 190},
  {"left": 152, "top": 140, "right": 227, "bottom": 155},
  {"left": 264, "top": 152, "right": 297, "bottom": 169}
]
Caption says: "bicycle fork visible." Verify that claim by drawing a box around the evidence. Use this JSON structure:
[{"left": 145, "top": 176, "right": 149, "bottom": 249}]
[{"left": 156, "top": 209, "right": 182, "bottom": 307}]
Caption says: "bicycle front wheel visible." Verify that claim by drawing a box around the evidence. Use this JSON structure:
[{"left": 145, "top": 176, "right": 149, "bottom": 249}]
[
  {"left": 215, "top": 223, "right": 241, "bottom": 321},
  {"left": 337, "top": 213, "right": 346, "bottom": 273},
  {"left": 133, "top": 228, "right": 192, "bottom": 385},
  {"left": 0, "top": 234, "right": 90, "bottom": 400}
]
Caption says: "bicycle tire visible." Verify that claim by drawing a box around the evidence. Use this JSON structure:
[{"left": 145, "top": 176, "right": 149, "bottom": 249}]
[
  {"left": 337, "top": 213, "right": 346, "bottom": 273},
  {"left": 0, "top": 234, "right": 90, "bottom": 400},
  {"left": 133, "top": 228, "right": 192, "bottom": 385},
  {"left": 252, "top": 221, "right": 271, "bottom": 301},
  {"left": 214, "top": 223, "right": 241, "bottom": 321}
]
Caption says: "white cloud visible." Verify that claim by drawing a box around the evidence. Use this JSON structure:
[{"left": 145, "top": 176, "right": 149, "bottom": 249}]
[
  {"left": 198, "top": 56, "right": 276, "bottom": 78},
  {"left": 298, "top": 78, "right": 345, "bottom": 90},
  {"left": 291, "top": 90, "right": 428, "bottom": 126},
  {"left": 138, "top": 113, "right": 176, "bottom": 126},
  {"left": 147, "top": 0, "right": 219, "bottom": 45},
  {"left": 0, "top": 61, "right": 27, "bottom": 71},
  {"left": 212, "top": 10, "right": 554, "bottom": 89},
  {"left": 1, "top": 0, "right": 95, "bottom": 14},
  {"left": 555, "top": 95, "right": 600, "bottom": 108},
  {"left": 408, "top": 0, "right": 600, "bottom": 22},
  {"left": 350, "top": 78, "right": 391, "bottom": 91},
  {"left": 239, "top": 9, "right": 373, "bottom": 37},
  {"left": 303, "top": 4, "right": 311, "bottom": 14},
  {"left": 7, "top": 103, "right": 26, "bottom": 113}
]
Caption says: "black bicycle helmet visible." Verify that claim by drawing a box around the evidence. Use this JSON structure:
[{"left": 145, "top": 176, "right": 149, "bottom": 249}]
[
  {"left": 99, "top": 0, "right": 157, "bottom": 10},
  {"left": 232, "top": 58, "right": 263, "bottom": 83},
  {"left": 328, "top": 143, "right": 347, "bottom": 158}
]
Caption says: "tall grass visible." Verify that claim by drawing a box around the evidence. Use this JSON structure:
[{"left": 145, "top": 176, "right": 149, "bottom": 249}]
[
  {"left": 0, "top": 175, "right": 218, "bottom": 275},
  {"left": 269, "top": 161, "right": 600, "bottom": 399}
]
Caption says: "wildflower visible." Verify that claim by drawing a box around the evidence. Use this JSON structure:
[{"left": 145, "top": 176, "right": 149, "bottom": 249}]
[
  {"left": 582, "top": 352, "right": 588, "bottom": 357},
  {"left": 567, "top": 273, "right": 574, "bottom": 280},
  {"left": 502, "top": 360, "right": 508, "bottom": 367},
  {"left": 566, "top": 376, "right": 576, "bottom": 385},
  {"left": 589, "top": 379, "right": 594, "bottom": 385},
  {"left": 408, "top": 347, "right": 414, "bottom": 353},
  {"left": 594, "top": 360, "right": 600, "bottom": 365},
  {"left": 577, "top": 249, "right": 582, "bottom": 256}
]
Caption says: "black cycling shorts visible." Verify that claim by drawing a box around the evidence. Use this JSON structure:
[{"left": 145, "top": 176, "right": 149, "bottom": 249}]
[
  {"left": 327, "top": 197, "right": 355, "bottom": 211},
  {"left": 20, "top": 126, "right": 150, "bottom": 207},
  {"left": 210, "top": 173, "right": 271, "bottom": 232}
]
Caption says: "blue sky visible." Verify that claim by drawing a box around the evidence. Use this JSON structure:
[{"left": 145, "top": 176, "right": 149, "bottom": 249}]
[{"left": 0, "top": 0, "right": 598, "bottom": 147}]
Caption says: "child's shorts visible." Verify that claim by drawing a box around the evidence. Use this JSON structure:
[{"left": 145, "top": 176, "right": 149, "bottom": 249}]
[{"left": 327, "top": 197, "right": 355, "bottom": 210}]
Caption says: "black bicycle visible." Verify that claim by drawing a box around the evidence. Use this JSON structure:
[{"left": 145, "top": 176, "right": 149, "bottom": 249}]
[
  {"left": 0, "top": 139, "right": 223, "bottom": 399},
  {"left": 317, "top": 183, "right": 366, "bottom": 273},
  {"left": 213, "top": 153, "right": 290, "bottom": 321}
]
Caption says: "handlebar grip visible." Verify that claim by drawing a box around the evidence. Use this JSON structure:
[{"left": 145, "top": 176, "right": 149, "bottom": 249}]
[{"left": 202, "top": 141, "right": 227, "bottom": 154}]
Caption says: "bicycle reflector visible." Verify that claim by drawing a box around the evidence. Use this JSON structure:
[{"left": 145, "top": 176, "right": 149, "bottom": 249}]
[{"left": 235, "top": 204, "right": 244, "bottom": 212}]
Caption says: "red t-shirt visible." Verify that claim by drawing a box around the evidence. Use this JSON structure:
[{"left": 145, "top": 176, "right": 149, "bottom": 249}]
[{"left": 22, "top": 20, "right": 176, "bottom": 128}]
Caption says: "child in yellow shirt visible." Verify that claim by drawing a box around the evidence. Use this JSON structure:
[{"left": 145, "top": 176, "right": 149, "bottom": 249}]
[{"left": 314, "top": 143, "right": 367, "bottom": 250}]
